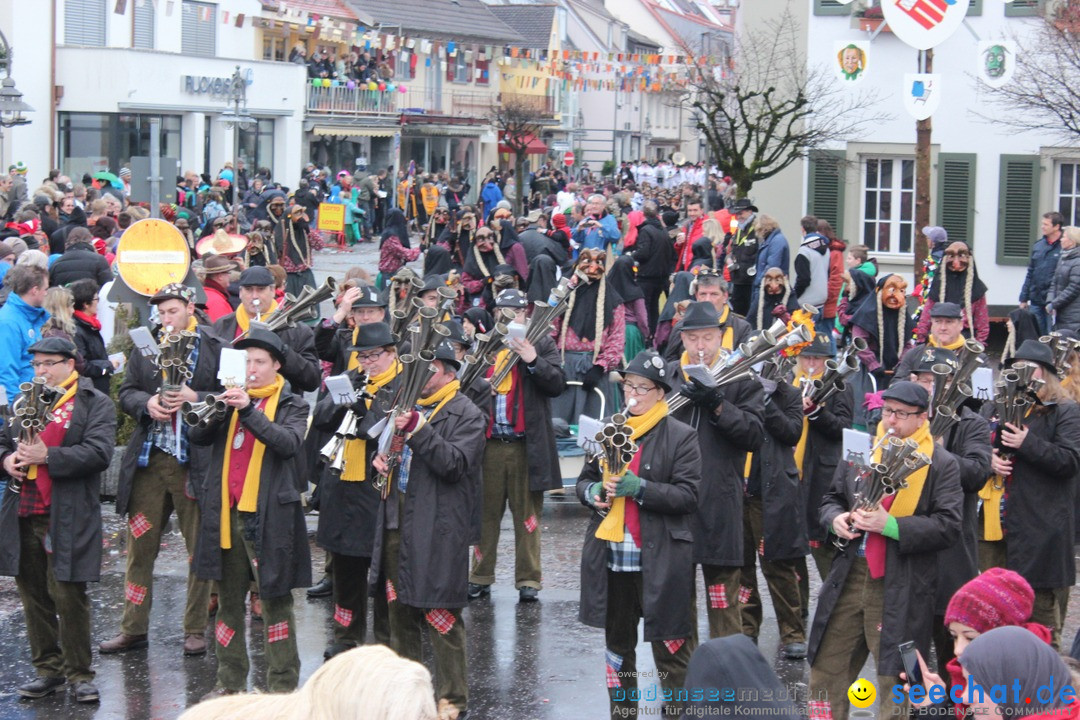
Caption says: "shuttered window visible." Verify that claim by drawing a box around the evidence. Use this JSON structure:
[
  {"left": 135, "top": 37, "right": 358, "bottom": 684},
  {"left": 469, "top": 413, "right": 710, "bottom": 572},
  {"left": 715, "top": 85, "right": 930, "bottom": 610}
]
[
  {"left": 936, "top": 153, "right": 976, "bottom": 247},
  {"left": 1005, "top": 0, "right": 1043, "bottom": 17},
  {"left": 997, "top": 155, "right": 1042, "bottom": 265},
  {"left": 182, "top": 0, "right": 216, "bottom": 57},
  {"left": 814, "top": 0, "right": 852, "bottom": 16},
  {"left": 807, "top": 149, "right": 846, "bottom": 239},
  {"left": 967, "top": 0, "right": 983, "bottom": 16},
  {"left": 1055, "top": 162, "right": 1080, "bottom": 225},
  {"left": 133, "top": 0, "right": 155, "bottom": 49},
  {"left": 65, "top": 0, "right": 106, "bottom": 46}
]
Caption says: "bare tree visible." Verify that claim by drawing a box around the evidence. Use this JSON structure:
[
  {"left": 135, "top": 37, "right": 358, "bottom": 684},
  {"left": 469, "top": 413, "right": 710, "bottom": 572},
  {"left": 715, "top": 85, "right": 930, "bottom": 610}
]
[
  {"left": 979, "top": 7, "right": 1080, "bottom": 141},
  {"left": 490, "top": 98, "right": 546, "bottom": 217},
  {"left": 675, "top": 7, "right": 885, "bottom": 198}
]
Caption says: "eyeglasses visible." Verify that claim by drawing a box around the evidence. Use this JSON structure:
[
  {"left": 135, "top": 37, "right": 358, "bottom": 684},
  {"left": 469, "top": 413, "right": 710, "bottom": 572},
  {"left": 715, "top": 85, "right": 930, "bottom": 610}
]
[
  {"left": 31, "top": 359, "right": 67, "bottom": 369},
  {"left": 623, "top": 382, "right": 658, "bottom": 396},
  {"left": 355, "top": 349, "right": 385, "bottom": 363},
  {"left": 881, "top": 406, "right": 922, "bottom": 420}
]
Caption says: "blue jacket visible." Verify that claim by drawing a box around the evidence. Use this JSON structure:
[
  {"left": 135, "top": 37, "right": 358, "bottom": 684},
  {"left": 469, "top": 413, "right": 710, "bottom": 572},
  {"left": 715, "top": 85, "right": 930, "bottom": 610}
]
[
  {"left": 0, "top": 293, "right": 49, "bottom": 402},
  {"left": 752, "top": 228, "right": 791, "bottom": 291},
  {"left": 573, "top": 213, "right": 621, "bottom": 251},
  {"left": 1020, "top": 236, "right": 1062, "bottom": 306},
  {"left": 481, "top": 182, "right": 503, "bottom": 211}
]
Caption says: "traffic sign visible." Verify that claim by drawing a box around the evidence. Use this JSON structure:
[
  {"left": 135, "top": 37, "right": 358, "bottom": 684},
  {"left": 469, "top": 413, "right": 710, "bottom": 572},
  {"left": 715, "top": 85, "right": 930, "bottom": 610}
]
[{"left": 563, "top": 151, "right": 575, "bottom": 167}]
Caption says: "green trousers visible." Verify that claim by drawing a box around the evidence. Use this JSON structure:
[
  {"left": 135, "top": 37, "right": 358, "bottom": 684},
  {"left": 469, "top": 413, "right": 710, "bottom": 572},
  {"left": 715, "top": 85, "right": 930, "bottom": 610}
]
[
  {"left": 469, "top": 439, "right": 544, "bottom": 590},
  {"left": 16, "top": 514, "right": 94, "bottom": 683},
  {"left": 808, "top": 558, "right": 906, "bottom": 720},
  {"left": 740, "top": 496, "right": 806, "bottom": 645},
  {"left": 121, "top": 449, "right": 209, "bottom": 636},
  {"left": 214, "top": 509, "right": 299, "bottom": 693},
  {"left": 330, "top": 551, "right": 388, "bottom": 647},
  {"left": 383, "top": 527, "right": 468, "bottom": 714},
  {"left": 605, "top": 570, "right": 695, "bottom": 719},
  {"left": 691, "top": 564, "right": 743, "bottom": 641}
]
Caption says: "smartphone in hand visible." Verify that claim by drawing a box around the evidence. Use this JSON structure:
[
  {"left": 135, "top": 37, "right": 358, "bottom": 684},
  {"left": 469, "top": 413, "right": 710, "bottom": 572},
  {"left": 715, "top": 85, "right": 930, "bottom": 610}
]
[{"left": 899, "top": 641, "right": 923, "bottom": 687}]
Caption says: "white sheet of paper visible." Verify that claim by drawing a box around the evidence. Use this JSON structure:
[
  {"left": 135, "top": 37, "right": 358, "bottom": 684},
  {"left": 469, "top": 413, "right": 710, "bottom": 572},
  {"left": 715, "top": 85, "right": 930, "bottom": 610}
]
[
  {"left": 0, "top": 386, "right": 7, "bottom": 406},
  {"left": 682, "top": 364, "right": 716, "bottom": 388},
  {"left": 376, "top": 416, "right": 395, "bottom": 454},
  {"left": 325, "top": 374, "right": 357, "bottom": 406},
  {"left": 218, "top": 348, "right": 248, "bottom": 388},
  {"left": 842, "top": 428, "right": 872, "bottom": 466},
  {"left": 577, "top": 415, "right": 605, "bottom": 457},
  {"left": 129, "top": 326, "right": 159, "bottom": 358},
  {"left": 109, "top": 352, "right": 126, "bottom": 373},
  {"left": 507, "top": 322, "right": 527, "bottom": 342},
  {"left": 367, "top": 415, "right": 388, "bottom": 442},
  {"left": 970, "top": 367, "right": 994, "bottom": 402}
]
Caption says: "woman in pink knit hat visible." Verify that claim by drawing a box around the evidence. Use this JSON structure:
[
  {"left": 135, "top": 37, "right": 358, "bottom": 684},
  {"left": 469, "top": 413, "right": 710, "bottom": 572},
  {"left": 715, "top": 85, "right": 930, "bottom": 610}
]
[{"left": 903, "top": 567, "right": 1052, "bottom": 715}]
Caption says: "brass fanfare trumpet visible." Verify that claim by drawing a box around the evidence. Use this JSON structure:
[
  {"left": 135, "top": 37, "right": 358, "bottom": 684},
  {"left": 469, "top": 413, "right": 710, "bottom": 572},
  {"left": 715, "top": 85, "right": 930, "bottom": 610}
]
[
  {"left": 7, "top": 378, "right": 64, "bottom": 494},
  {"left": 238, "top": 277, "right": 337, "bottom": 339},
  {"left": 489, "top": 276, "right": 576, "bottom": 389},
  {"left": 928, "top": 338, "right": 985, "bottom": 439}
]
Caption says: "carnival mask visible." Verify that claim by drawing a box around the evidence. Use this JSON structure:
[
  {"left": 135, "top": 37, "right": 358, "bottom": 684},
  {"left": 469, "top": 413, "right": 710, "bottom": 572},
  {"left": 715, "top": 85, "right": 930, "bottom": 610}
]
[
  {"left": 579, "top": 249, "right": 607, "bottom": 281},
  {"left": 475, "top": 232, "right": 495, "bottom": 252},
  {"left": 984, "top": 44, "right": 1006, "bottom": 79},
  {"left": 943, "top": 241, "right": 971, "bottom": 273},
  {"left": 881, "top": 276, "right": 908, "bottom": 310},
  {"left": 763, "top": 271, "right": 785, "bottom": 295}
]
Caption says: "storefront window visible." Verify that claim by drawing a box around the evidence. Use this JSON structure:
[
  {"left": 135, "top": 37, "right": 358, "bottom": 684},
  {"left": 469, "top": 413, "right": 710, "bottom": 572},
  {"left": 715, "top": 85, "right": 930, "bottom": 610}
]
[
  {"left": 238, "top": 119, "right": 275, "bottom": 174},
  {"left": 59, "top": 112, "right": 182, "bottom": 178},
  {"left": 450, "top": 136, "right": 477, "bottom": 197}
]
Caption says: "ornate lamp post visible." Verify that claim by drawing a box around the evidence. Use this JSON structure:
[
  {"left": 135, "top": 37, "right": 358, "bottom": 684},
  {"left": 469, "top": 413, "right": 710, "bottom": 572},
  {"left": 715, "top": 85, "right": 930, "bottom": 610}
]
[{"left": 0, "top": 29, "right": 34, "bottom": 171}]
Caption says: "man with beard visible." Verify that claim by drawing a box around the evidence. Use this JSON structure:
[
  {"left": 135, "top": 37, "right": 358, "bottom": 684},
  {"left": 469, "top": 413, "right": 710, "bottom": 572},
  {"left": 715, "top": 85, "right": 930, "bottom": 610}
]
[
  {"left": 851, "top": 273, "right": 913, "bottom": 388},
  {"left": 915, "top": 239, "right": 989, "bottom": 344},
  {"left": 724, "top": 198, "right": 760, "bottom": 317},
  {"left": 273, "top": 204, "right": 317, "bottom": 314},
  {"left": 552, "top": 248, "right": 625, "bottom": 422}
]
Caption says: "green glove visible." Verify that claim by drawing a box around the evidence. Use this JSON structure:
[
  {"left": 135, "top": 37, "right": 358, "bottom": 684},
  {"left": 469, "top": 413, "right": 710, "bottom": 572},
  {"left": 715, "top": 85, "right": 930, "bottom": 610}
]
[
  {"left": 614, "top": 470, "right": 643, "bottom": 498},
  {"left": 587, "top": 482, "right": 605, "bottom": 505}
]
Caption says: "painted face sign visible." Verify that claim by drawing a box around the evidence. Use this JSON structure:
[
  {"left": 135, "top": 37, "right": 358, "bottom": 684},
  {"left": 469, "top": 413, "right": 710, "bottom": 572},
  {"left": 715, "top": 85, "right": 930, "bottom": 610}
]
[
  {"left": 834, "top": 41, "right": 870, "bottom": 83},
  {"left": 977, "top": 40, "right": 1016, "bottom": 88},
  {"left": 882, "top": 0, "right": 972, "bottom": 50}
]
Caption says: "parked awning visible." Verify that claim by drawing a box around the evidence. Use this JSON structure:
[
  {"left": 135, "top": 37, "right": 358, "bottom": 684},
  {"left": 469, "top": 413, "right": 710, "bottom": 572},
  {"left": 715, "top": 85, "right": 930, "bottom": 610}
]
[
  {"left": 311, "top": 126, "right": 397, "bottom": 137},
  {"left": 498, "top": 132, "right": 548, "bottom": 155}
]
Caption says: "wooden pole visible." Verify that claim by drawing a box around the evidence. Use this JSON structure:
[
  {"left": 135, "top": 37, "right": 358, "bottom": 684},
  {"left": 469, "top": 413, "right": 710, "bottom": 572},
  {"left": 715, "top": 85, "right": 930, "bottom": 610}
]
[{"left": 914, "top": 48, "right": 934, "bottom": 276}]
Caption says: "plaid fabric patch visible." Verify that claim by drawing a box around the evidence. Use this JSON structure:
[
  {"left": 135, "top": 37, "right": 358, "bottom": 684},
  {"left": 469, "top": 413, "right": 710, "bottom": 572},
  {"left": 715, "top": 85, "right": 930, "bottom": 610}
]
[
  {"left": 808, "top": 700, "right": 832, "bottom": 720},
  {"left": 473, "top": 547, "right": 483, "bottom": 562},
  {"left": 425, "top": 608, "right": 456, "bottom": 635},
  {"left": 334, "top": 605, "right": 353, "bottom": 627},
  {"left": 605, "top": 650, "right": 623, "bottom": 689},
  {"left": 267, "top": 621, "right": 289, "bottom": 643},
  {"left": 125, "top": 582, "right": 148, "bottom": 606},
  {"left": 215, "top": 621, "right": 235, "bottom": 647},
  {"left": 251, "top": 556, "right": 258, "bottom": 569},
  {"left": 129, "top": 513, "right": 152, "bottom": 539},
  {"left": 663, "top": 638, "right": 685, "bottom": 655},
  {"left": 808, "top": 540, "right": 822, "bottom": 549},
  {"left": 708, "top": 583, "right": 728, "bottom": 609},
  {"left": 386, "top": 579, "right": 397, "bottom": 603},
  {"left": 738, "top": 585, "right": 753, "bottom": 604},
  {"left": 524, "top": 515, "right": 538, "bottom": 534},
  {"left": 758, "top": 537, "right": 765, "bottom": 556}
]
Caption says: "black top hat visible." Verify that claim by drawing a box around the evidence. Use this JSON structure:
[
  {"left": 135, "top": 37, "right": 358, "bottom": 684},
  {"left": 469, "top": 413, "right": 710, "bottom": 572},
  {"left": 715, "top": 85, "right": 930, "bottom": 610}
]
[
  {"left": 930, "top": 302, "right": 962, "bottom": 319},
  {"left": 679, "top": 301, "right": 720, "bottom": 331},
  {"left": 495, "top": 289, "right": 528, "bottom": 309},
  {"left": 1008, "top": 339, "right": 1057, "bottom": 376},
  {"left": 238, "top": 266, "right": 274, "bottom": 287},
  {"left": 234, "top": 325, "right": 286, "bottom": 365},
  {"left": 27, "top": 337, "right": 78, "bottom": 360},
  {"left": 348, "top": 322, "right": 395, "bottom": 353},
  {"left": 433, "top": 340, "right": 462, "bottom": 371},
  {"left": 913, "top": 347, "right": 959, "bottom": 374},
  {"left": 441, "top": 320, "right": 469, "bottom": 347},
  {"left": 730, "top": 198, "right": 758, "bottom": 214},
  {"left": 421, "top": 274, "right": 447, "bottom": 293},
  {"left": 351, "top": 285, "right": 387, "bottom": 309},
  {"left": 801, "top": 333, "right": 836, "bottom": 358},
  {"left": 622, "top": 350, "right": 672, "bottom": 392},
  {"left": 881, "top": 380, "right": 930, "bottom": 410}
]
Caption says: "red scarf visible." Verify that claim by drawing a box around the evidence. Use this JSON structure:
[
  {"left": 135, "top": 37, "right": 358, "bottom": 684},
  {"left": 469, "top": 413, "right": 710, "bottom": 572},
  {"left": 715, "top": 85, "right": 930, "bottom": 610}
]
[
  {"left": 484, "top": 364, "right": 527, "bottom": 436},
  {"left": 864, "top": 494, "right": 894, "bottom": 579},
  {"left": 74, "top": 310, "right": 102, "bottom": 331},
  {"left": 624, "top": 451, "right": 643, "bottom": 547}
]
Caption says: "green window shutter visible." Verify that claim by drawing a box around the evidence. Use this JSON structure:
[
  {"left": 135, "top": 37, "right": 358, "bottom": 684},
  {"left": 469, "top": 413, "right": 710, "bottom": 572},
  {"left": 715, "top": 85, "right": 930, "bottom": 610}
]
[
  {"left": 814, "top": 0, "right": 852, "bottom": 16},
  {"left": 997, "top": 155, "right": 1042, "bottom": 265},
  {"left": 936, "top": 153, "right": 976, "bottom": 246},
  {"left": 1005, "top": 0, "right": 1044, "bottom": 17},
  {"left": 807, "top": 149, "right": 846, "bottom": 239},
  {"left": 967, "top": 0, "right": 983, "bottom": 16}
]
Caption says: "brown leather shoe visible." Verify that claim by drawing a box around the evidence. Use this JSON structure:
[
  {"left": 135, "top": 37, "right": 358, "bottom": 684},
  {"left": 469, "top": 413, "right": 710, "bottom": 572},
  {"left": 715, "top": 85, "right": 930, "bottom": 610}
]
[
  {"left": 183, "top": 634, "right": 208, "bottom": 656},
  {"left": 98, "top": 633, "right": 148, "bottom": 654}
]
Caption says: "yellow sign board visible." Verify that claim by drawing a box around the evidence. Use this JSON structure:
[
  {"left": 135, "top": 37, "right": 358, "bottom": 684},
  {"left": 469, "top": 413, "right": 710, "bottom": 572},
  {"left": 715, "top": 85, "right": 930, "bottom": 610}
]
[{"left": 318, "top": 203, "right": 345, "bottom": 233}]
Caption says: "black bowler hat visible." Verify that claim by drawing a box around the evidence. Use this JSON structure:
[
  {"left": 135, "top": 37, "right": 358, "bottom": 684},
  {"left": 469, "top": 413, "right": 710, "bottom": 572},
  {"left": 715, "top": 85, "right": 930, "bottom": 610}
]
[
  {"left": 622, "top": 350, "right": 672, "bottom": 392},
  {"left": 913, "top": 347, "right": 959, "bottom": 374},
  {"left": 881, "top": 380, "right": 930, "bottom": 411},
  {"left": 730, "top": 197, "right": 758, "bottom": 214},
  {"left": 433, "top": 340, "right": 462, "bottom": 371},
  {"left": 27, "top": 337, "right": 78, "bottom": 360},
  {"left": 801, "top": 333, "right": 835, "bottom": 358},
  {"left": 238, "top": 266, "right": 274, "bottom": 287},
  {"left": 441, "top": 320, "right": 469, "bottom": 347},
  {"left": 1008, "top": 339, "right": 1057, "bottom": 376},
  {"left": 679, "top": 301, "right": 720, "bottom": 331},
  {"left": 930, "top": 302, "right": 963, "bottom": 319},
  {"left": 348, "top": 322, "right": 395, "bottom": 353},
  {"left": 495, "top": 289, "right": 528, "bottom": 309},
  {"left": 421, "top": 274, "right": 447, "bottom": 293},
  {"left": 234, "top": 325, "right": 286, "bottom": 365},
  {"left": 351, "top": 285, "right": 387, "bottom": 309}
]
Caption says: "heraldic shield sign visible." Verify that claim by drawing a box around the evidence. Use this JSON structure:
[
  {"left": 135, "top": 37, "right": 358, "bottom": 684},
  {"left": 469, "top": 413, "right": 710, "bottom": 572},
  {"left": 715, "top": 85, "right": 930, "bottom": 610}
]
[
  {"left": 903, "top": 73, "right": 942, "bottom": 120},
  {"left": 883, "top": 0, "right": 972, "bottom": 50},
  {"left": 977, "top": 40, "right": 1016, "bottom": 88}
]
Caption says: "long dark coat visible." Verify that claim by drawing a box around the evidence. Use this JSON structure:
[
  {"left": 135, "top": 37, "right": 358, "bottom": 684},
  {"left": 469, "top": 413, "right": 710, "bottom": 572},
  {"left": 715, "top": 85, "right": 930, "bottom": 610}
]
[
  {"left": 311, "top": 368, "right": 400, "bottom": 558},
  {"left": 747, "top": 380, "right": 807, "bottom": 561},
  {"left": 189, "top": 389, "right": 312, "bottom": 599},
  {"left": 0, "top": 378, "right": 115, "bottom": 582},
  {"left": 370, "top": 392, "right": 486, "bottom": 609},
  {"left": 808, "top": 446, "right": 962, "bottom": 676},
  {"left": 980, "top": 400, "right": 1080, "bottom": 589},
  {"left": 116, "top": 324, "right": 225, "bottom": 515},
  {"left": 934, "top": 407, "right": 992, "bottom": 614},
  {"left": 801, "top": 384, "right": 854, "bottom": 544},
  {"left": 212, "top": 314, "right": 322, "bottom": 393},
  {"left": 576, "top": 414, "right": 701, "bottom": 641},
  {"left": 667, "top": 363, "right": 764, "bottom": 567}
]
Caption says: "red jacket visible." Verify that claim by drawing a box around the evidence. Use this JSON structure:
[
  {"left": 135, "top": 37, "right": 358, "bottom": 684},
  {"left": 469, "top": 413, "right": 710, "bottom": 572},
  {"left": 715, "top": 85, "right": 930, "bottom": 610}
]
[{"left": 203, "top": 283, "right": 233, "bottom": 322}]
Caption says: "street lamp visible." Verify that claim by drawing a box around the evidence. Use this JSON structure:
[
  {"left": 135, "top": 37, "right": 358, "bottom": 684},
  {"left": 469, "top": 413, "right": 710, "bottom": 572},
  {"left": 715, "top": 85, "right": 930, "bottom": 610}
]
[
  {"left": 218, "top": 65, "right": 255, "bottom": 195},
  {"left": 0, "top": 29, "right": 34, "bottom": 170},
  {"left": 643, "top": 117, "right": 653, "bottom": 160}
]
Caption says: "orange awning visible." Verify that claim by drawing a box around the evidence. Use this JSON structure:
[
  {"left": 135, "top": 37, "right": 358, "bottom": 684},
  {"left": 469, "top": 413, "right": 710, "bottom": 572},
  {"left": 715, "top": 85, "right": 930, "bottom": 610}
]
[{"left": 499, "top": 132, "right": 548, "bottom": 155}]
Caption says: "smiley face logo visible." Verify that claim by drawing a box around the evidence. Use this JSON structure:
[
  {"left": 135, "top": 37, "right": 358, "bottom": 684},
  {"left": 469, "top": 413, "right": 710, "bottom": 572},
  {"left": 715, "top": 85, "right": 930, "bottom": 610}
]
[{"left": 848, "top": 678, "right": 876, "bottom": 708}]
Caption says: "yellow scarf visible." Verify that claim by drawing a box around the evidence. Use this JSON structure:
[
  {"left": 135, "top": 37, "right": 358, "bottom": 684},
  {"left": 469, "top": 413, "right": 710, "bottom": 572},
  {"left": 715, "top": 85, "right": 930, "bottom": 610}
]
[
  {"left": 417, "top": 379, "right": 460, "bottom": 421},
  {"left": 792, "top": 371, "right": 819, "bottom": 477},
  {"left": 929, "top": 335, "right": 966, "bottom": 351},
  {"left": 27, "top": 371, "right": 79, "bottom": 481},
  {"left": 977, "top": 407, "right": 1032, "bottom": 541},
  {"left": 346, "top": 326, "right": 362, "bottom": 372},
  {"left": 235, "top": 299, "right": 280, "bottom": 333},
  {"left": 341, "top": 360, "right": 402, "bottom": 482},
  {"left": 219, "top": 374, "right": 285, "bottom": 549},
  {"left": 872, "top": 419, "right": 934, "bottom": 518},
  {"left": 595, "top": 400, "right": 668, "bottom": 542},
  {"left": 491, "top": 349, "right": 515, "bottom": 395}
]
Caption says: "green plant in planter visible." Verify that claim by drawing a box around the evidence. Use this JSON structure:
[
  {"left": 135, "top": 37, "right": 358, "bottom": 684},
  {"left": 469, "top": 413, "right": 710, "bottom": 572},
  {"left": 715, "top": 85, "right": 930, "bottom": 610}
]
[
  {"left": 601, "top": 160, "right": 616, "bottom": 178},
  {"left": 107, "top": 303, "right": 138, "bottom": 448}
]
